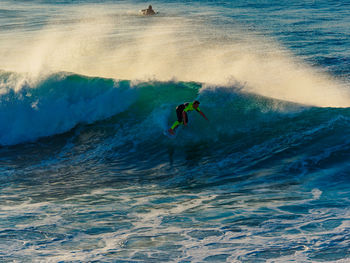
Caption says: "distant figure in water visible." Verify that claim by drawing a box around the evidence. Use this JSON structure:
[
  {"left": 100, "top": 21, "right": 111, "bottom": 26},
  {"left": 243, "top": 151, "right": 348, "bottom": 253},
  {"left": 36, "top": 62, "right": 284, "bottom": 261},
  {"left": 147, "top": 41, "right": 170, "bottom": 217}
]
[
  {"left": 140, "top": 5, "right": 156, "bottom": 16},
  {"left": 168, "top": 100, "right": 209, "bottom": 135}
]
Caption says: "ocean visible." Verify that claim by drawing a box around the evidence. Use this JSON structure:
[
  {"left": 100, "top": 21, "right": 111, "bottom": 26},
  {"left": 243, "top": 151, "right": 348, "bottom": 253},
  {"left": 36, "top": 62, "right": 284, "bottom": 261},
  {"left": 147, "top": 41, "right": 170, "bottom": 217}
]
[{"left": 1, "top": 0, "right": 350, "bottom": 262}]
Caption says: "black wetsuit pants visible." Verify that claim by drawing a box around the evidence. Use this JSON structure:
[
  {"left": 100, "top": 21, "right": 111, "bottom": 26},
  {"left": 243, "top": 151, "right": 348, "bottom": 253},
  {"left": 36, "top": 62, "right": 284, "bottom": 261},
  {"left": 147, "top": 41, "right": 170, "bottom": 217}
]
[{"left": 176, "top": 104, "right": 188, "bottom": 123}]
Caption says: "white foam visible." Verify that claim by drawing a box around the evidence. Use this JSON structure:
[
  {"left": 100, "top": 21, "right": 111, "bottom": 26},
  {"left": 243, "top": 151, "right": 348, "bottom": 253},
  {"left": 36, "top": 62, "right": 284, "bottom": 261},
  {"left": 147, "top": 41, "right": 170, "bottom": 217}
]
[
  {"left": 1, "top": 184, "right": 350, "bottom": 262},
  {"left": 312, "top": 188, "right": 322, "bottom": 200}
]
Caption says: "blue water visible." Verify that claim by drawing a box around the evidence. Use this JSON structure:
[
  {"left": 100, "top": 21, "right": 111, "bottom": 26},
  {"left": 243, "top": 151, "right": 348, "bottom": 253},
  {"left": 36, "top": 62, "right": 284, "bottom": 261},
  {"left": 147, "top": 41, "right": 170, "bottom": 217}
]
[{"left": 1, "top": 0, "right": 350, "bottom": 262}]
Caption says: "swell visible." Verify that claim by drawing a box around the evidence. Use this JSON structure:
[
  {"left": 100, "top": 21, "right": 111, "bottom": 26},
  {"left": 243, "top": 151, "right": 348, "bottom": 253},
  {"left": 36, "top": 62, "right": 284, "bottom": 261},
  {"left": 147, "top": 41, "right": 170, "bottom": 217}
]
[
  {"left": 1, "top": 71, "right": 350, "bottom": 200},
  {"left": 0, "top": 70, "right": 297, "bottom": 146},
  {"left": 1, "top": 71, "right": 350, "bottom": 172}
]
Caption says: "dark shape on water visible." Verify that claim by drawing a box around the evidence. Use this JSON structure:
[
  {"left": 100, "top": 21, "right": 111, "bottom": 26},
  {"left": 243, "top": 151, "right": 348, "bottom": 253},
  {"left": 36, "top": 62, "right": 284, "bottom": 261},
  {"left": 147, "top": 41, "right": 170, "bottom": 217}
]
[{"left": 140, "top": 5, "right": 156, "bottom": 16}]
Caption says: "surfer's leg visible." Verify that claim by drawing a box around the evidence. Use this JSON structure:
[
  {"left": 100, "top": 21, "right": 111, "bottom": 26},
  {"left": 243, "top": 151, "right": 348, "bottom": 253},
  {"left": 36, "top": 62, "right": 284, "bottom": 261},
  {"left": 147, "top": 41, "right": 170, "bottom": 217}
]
[
  {"left": 169, "top": 106, "right": 185, "bottom": 135},
  {"left": 171, "top": 121, "right": 182, "bottom": 130},
  {"left": 169, "top": 121, "right": 182, "bottom": 135}
]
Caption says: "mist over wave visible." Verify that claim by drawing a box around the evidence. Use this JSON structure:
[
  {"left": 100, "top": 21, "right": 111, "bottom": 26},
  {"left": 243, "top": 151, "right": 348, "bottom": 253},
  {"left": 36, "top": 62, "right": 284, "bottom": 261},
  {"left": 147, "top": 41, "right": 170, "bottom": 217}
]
[{"left": 0, "top": 3, "right": 349, "bottom": 107}]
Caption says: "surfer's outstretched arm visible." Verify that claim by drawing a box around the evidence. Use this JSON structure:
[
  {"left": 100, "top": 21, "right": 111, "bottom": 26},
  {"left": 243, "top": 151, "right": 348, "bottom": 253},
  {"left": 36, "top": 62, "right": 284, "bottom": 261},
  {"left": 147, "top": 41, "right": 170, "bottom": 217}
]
[{"left": 199, "top": 111, "right": 209, "bottom": 121}]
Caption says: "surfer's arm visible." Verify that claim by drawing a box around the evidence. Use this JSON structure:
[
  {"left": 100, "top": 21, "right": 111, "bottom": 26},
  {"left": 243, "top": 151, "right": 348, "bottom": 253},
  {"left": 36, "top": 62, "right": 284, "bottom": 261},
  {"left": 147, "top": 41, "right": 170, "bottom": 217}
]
[
  {"left": 198, "top": 110, "right": 208, "bottom": 121},
  {"left": 182, "top": 111, "right": 188, "bottom": 125}
]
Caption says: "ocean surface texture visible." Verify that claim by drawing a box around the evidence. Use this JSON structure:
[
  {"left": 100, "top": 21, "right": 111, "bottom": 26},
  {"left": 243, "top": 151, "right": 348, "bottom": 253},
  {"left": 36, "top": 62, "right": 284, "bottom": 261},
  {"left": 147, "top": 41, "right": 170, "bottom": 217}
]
[{"left": 1, "top": 0, "right": 350, "bottom": 262}]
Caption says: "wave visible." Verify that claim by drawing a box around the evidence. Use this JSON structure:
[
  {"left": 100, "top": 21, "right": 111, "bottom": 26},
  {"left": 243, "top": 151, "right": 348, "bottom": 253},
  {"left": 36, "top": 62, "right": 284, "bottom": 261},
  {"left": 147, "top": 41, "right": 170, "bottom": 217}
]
[
  {"left": 1, "top": 71, "right": 350, "bottom": 148},
  {"left": 0, "top": 71, "right": 137, "bottom": 145}
]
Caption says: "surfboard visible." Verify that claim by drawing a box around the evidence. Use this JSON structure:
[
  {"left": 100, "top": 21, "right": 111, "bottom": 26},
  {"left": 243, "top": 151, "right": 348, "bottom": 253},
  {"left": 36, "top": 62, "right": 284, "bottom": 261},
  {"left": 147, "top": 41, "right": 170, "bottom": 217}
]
[{"left": 163, "top": 130, "right": 176, "bottom": 139}]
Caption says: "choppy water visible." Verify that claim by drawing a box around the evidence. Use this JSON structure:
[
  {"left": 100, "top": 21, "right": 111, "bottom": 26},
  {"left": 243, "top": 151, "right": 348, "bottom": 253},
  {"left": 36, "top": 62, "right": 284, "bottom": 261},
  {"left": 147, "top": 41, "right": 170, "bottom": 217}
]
[{"left": 1, "top": 0, "right": 350, "bottom": 262}]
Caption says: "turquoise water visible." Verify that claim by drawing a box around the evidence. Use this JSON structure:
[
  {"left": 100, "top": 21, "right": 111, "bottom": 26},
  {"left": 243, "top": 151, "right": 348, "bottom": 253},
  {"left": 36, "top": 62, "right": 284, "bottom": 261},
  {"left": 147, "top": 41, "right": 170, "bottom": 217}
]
[{"left": 1, "top": 1, "right": 350, "bottom": 262}]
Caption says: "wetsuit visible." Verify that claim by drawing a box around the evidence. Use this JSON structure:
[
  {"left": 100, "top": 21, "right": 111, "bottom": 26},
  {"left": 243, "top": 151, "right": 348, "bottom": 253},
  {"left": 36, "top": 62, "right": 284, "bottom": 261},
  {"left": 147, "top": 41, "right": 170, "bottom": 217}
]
[{"left": 170, "top": 102, "right": 201, "bottom": 130}]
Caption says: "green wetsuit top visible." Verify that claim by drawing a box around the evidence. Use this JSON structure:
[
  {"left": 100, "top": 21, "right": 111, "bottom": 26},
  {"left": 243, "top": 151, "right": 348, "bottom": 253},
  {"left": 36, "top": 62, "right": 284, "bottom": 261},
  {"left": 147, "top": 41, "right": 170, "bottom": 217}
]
[{"left": 183, "top": 102, "right": 201, "bottom": 113}]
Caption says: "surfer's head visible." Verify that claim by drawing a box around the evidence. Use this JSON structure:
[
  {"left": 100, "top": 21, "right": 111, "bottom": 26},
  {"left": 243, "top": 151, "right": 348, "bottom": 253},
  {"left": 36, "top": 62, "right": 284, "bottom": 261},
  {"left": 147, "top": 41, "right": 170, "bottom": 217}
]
[
  {"left": 148, "top": 5, "right": 153, "bottom": 10},
  {"left": 193, "top": 100, "right": 200, "bottom": 109}
]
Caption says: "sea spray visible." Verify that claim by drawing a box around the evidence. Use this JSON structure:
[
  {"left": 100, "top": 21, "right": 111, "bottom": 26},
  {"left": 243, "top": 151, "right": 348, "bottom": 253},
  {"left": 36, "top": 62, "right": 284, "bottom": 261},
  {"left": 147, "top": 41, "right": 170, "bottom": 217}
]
[{"left": 0, "top": 5, "right": 349, "bottom": 107}]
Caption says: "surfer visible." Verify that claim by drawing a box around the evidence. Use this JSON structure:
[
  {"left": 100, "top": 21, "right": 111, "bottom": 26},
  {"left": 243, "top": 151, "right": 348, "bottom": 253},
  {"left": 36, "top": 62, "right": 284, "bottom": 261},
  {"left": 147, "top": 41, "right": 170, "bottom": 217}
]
[
  {"left": 140, "top": 5, "right": 156, "bottom": 16},
  {"left": 168, "top": 100, "right": 208, "bottom": 135}
]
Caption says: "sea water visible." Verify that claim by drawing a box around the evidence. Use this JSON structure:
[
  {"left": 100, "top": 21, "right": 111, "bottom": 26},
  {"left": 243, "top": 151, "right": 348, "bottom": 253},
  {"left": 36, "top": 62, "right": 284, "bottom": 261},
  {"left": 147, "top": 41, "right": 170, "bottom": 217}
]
[{"left": 0, "top": 0, "right": 350, "bottom": 262}]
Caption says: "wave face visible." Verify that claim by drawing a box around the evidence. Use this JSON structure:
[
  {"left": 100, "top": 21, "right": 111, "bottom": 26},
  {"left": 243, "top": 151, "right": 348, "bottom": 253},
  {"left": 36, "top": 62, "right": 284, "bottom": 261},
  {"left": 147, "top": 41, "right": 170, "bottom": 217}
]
[
  {"left": 1, "top": 0, "right": 350, "bottom": 262},
  {"left": 3, "top": 70, "right": 349, "bottom": 148},
  {"left": 0, "top": 72, "right": 138, "bottom": 145}
]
